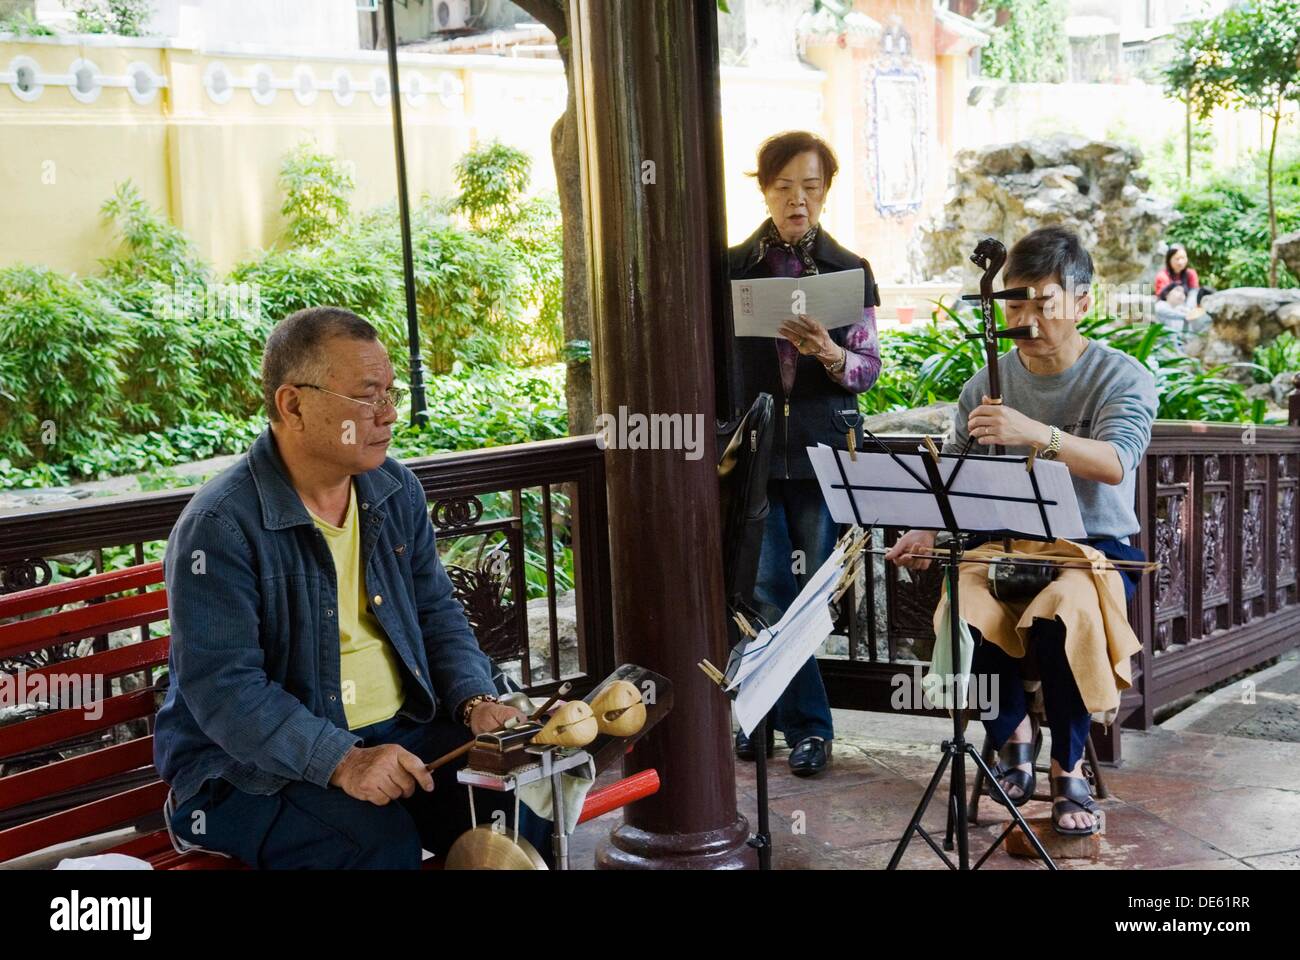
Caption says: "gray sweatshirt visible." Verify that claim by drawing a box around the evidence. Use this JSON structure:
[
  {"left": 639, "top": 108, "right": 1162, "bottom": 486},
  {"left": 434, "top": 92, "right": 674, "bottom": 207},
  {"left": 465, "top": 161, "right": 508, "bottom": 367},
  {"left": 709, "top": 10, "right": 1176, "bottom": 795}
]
[{"left": 942, "top": 340, "right": 1158, "bottom": 541}]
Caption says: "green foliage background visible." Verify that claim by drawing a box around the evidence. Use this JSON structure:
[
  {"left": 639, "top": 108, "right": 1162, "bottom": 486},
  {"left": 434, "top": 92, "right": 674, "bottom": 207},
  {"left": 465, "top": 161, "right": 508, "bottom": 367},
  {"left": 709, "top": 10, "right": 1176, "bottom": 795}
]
[
  {"left": 0, "top": 141, "right": 565, "bottom": 487},
  {"left": 977, "top": 0, "right": 1069, "bottom": 84}
]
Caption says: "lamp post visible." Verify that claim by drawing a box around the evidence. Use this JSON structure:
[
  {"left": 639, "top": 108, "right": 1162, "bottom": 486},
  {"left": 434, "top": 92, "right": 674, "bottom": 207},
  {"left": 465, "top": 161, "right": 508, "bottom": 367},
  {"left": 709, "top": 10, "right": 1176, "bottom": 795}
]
[{"left": 382, "top": 0, "right": 428, "bottom": 425}]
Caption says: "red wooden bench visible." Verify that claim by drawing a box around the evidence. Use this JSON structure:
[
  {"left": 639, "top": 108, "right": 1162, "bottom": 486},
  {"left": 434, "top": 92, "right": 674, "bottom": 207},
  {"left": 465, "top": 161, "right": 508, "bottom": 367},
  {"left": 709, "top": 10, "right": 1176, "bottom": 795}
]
[{"left": 0, "top": 562, "right": 658, "bottom": 869}]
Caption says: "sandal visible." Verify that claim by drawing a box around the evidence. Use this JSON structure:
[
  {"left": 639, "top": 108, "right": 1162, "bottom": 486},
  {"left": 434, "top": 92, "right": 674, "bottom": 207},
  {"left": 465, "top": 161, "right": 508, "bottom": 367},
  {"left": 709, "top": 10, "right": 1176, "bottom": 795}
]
[
  {"left": 990, "top": 720, "right": 1041, "bottom": 808},
  {"left": 1051, "top": 775, "right": 1102, "bottom": 836}
]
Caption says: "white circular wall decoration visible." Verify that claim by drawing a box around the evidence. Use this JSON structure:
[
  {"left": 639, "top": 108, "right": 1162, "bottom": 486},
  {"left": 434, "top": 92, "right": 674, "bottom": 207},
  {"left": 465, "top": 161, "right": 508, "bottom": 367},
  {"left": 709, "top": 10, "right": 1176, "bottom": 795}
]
[
  {"left": 203, "top": 62, "right": 233, "bottom": 104},
  {"left": 249, "top": 64, "right": 276, "bottom": 105},
  {"left": 369, "top": 68, "right": 390, "bottom": 105},
  {"left": 68, "top": 58, "right": 102, "bottom": 104},
  {"left": 125, "top": 61, "right": 161, "bottom": 105},
  {"left": 332, "top": 67, "right": 354, "bottom": 106},
  {"left": 7, "top": 55, "right": 43, "bottom": 102},
  {"left": 403, "top": 72, "right": 426, "bottom": 106},
  {"left": 436, "top": 72, "right": 464, "bottom": 109},
  {"left": 292, "top": 65, "right": 317, "bottom": 106}
]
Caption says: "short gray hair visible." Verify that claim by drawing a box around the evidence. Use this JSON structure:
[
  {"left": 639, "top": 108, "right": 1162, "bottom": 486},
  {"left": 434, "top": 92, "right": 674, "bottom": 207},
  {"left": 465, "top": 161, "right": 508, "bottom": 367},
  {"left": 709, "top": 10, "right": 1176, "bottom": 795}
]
[
  {"left": 261, "top": 306, "right": 379, "bottom": 422},
  {"left": 1006, "top": 226, "right": 1094, "bottom": 293}
]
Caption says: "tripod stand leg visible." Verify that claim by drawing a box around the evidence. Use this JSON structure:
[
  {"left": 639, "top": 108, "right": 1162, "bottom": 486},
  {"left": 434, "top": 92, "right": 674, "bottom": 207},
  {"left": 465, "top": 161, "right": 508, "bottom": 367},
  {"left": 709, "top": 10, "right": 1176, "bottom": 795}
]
[
  {"left": 966, "top": 744, "right": 1057, "bottom": 870},
  {"left": 968, "top": 731, "right": 993, "bottom": 826},
  {"left": 951, "top": 742, "right": 971, "bottom": 868},
  {"left": 887, "top": 745, "right": 953, "bottom": 870},
  {"left": 749, "top": 717, "right": 772, "bottom": 871},
  {"left": 944, "top": 791, "right": 956, "bottom": 851}
]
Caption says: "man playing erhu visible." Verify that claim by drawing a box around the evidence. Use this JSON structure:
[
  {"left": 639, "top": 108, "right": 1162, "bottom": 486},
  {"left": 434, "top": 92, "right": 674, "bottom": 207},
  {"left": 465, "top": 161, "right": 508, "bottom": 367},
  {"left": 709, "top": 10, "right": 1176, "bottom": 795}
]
[{"left": 886, "top": 227, "right": 1157, "bottom": 835}]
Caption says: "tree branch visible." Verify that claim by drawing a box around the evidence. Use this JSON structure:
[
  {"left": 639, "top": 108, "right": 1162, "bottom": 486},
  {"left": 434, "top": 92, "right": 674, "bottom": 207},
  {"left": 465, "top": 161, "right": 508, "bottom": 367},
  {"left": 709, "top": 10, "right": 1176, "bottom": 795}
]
[{"left": 511, "top": 0, "right": 567, "bottom": 43}]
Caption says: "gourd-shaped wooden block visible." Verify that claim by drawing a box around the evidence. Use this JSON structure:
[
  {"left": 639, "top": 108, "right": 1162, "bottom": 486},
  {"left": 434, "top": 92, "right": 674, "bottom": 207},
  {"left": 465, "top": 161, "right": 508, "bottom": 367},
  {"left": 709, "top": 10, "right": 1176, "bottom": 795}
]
[
  {"left": 532, "top": 700, "right": 598, "bottom": 748},
  {"left": 591, "top": 679, "right": 646, "bottom": 737}
]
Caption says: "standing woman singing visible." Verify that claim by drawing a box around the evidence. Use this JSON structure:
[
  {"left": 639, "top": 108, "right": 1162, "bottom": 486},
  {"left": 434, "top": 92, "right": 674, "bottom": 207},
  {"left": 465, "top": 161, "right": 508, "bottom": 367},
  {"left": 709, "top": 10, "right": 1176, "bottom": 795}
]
[{"left": 727, "top": 131, "right": 882, "bottom": 776}]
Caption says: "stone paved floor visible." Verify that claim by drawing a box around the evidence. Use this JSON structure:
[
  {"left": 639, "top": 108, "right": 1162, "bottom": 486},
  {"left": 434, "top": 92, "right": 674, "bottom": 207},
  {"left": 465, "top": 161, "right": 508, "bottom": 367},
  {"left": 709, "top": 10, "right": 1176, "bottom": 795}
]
[{"left": 568, "top": 704, "right": 1300, "bottom": 870}]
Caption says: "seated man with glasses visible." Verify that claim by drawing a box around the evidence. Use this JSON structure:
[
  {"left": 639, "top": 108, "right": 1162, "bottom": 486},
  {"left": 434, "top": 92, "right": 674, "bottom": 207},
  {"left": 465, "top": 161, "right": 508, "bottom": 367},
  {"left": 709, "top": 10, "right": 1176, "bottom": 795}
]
[{"left": 154, "top": 306, "right": 550, "bottom": 868}]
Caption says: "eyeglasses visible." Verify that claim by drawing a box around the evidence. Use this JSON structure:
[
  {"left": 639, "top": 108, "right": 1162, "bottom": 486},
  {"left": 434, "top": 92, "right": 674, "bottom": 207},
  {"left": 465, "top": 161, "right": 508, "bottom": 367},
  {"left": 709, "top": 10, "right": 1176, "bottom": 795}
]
[{"left": 293, "top": 383, "right": 408, "bottom": 420}]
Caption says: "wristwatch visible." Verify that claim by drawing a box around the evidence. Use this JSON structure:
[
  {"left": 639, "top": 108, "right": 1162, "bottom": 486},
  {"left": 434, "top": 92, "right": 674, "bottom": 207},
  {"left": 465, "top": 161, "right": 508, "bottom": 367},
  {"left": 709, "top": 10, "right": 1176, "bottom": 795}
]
[
  {"left": 458, "top": 693, "right": 498, "bottom": 727},
  {"left": 1040, "top": 425, "right": 1063, "bottom": 461}
]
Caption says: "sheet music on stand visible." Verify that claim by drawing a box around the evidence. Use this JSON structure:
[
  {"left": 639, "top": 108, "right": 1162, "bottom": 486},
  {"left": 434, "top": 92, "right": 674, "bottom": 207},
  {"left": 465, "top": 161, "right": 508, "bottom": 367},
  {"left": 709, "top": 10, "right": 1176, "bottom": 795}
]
[
  {"left": 808, "top": 443, "right": 1087, "bottom": 541},
  {"left": 728, "top": 542, "right": 847, "bottom": 736}
]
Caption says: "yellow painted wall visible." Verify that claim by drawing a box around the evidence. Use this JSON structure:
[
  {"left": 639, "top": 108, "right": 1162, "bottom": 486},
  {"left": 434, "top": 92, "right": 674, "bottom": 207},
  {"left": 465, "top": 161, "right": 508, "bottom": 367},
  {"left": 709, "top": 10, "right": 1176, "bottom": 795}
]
[{"left": 0, "top": 36, "right": 564, "bottom": 274}]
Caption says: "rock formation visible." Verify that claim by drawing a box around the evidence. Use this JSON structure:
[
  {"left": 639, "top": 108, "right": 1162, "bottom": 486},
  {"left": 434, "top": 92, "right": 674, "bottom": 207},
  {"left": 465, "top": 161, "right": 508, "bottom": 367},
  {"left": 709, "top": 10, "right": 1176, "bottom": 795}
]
[
  {"left": 1188, "top": 288, "right": 1300, "bottom": 369},
  {"left": 914, "top": 136, "right": 1178, "bottom": 286},
  {"left": 1275, "top": 230, "right": 1300, "bottom": 280}
]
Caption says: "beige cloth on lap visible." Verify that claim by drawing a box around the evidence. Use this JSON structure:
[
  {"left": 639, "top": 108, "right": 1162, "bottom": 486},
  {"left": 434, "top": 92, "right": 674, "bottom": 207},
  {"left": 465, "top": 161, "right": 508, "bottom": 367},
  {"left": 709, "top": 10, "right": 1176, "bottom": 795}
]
[{"left": 932, "top": 538, "right": 1140, "bottom": 724}]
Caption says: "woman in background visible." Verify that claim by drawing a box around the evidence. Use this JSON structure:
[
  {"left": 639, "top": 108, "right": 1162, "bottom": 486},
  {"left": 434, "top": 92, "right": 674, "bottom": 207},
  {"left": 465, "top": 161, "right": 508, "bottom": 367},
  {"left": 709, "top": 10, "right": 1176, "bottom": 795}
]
[{"left": 1154, "top": 243, "right": 1201, "bottom": 301}]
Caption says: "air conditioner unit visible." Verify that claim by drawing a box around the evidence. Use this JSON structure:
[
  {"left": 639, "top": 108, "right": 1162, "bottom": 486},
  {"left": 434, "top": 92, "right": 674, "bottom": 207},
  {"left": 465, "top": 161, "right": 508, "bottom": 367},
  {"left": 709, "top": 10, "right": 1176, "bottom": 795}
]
[{"left": 436, "top": 0, "right": 472, "bottom": 31}]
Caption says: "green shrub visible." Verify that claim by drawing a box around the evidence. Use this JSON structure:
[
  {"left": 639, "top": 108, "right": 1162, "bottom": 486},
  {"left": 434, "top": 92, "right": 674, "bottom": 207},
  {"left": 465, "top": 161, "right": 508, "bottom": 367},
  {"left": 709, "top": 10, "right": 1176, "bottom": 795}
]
[
  {"left": 1251, "top": 331, "right": 1300, "bottom": 382},
  {"left": 977, "top": 0, "right": 1069, "bottom": 83},
  {"left": 0, "top": 9, "right": 55, "bottom": 35},
  {"left": 96, "top": 183, "right": 266, "bottom": 428},
  {"left": 72, "top": 0, "right": 153, "bottom": 36},
  {"left": 453, "top": 141, "right": 564, "bottom": 363},
  {"left": 279, "top": 141, "right": 356, "bottom": 247},
  {"left": 0, "top": 266, "right": 137, "bottom": 464},
  {"left": 228, "top": 229, "right": 405, "bottom": 367}
]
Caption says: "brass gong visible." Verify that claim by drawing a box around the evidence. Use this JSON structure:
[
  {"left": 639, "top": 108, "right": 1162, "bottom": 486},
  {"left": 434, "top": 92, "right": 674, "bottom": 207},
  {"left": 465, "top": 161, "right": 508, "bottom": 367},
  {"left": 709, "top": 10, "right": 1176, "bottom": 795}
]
[{"left": 444, "top": 825, "right": 548, "bottom": 870}]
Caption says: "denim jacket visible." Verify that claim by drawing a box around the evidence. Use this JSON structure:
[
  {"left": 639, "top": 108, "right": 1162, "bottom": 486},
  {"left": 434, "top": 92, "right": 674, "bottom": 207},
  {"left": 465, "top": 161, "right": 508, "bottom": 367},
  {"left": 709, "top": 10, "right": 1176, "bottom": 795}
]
[{"left": 153, "top": 429, "right": 496, "bottom": 807}]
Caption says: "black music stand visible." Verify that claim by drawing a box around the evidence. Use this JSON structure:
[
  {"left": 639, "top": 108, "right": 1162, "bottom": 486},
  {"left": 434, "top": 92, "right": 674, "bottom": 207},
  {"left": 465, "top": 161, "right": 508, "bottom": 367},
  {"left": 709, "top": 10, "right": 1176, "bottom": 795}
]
[
  {"left": 818, "top": 434, "right": 1062, "bottom": 871},
  {"left": 703, "top": 540, "right": 858, "bottom": 872}
]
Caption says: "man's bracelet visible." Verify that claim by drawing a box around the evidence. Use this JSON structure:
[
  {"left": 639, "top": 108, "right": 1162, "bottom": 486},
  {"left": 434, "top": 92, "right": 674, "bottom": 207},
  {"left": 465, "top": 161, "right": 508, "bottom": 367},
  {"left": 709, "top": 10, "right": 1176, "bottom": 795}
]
[
  {"left": 1040, "top": 425, "right": 1063, "bottom": 461},
  {"left": 458, "top": 693, "right": 497, "bottom": 727}
]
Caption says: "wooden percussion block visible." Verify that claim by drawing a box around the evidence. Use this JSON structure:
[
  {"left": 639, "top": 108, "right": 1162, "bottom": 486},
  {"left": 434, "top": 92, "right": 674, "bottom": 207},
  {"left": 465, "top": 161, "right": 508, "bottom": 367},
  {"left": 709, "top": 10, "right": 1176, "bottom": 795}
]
[{"left": 1005, "top": 816, "right": 1103, "bottom": 861}]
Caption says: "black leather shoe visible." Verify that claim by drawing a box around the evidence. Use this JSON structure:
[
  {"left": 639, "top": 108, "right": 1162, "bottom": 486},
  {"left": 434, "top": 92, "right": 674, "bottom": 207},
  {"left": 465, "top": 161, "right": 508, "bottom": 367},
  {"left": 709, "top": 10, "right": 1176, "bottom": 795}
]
[
  {"left": 735, "top": 726, "right": 775, "bottom": 761},
  {"left": 788, "top": 737, "right": 831, "bottom": 777}
]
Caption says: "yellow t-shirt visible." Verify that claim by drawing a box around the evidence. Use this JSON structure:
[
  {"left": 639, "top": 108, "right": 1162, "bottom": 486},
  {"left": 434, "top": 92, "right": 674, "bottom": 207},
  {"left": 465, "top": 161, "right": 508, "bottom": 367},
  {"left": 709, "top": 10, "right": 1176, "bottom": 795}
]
[{"left": 311, "top": 483, "right": 406, "bottom": 730}]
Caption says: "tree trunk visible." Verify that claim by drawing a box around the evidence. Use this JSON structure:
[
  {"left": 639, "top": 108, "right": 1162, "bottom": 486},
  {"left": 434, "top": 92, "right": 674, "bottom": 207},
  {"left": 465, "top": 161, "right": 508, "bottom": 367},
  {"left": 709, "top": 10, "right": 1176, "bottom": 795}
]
[
  {"left": 513, "top": 0, "right": 593, "bottom": 436},
  {"left": 554, "top": 67, "right": 594, "bottom": 436},
  {"left": 1267, "top": 101, "right": 1281, "bottom": 287}
]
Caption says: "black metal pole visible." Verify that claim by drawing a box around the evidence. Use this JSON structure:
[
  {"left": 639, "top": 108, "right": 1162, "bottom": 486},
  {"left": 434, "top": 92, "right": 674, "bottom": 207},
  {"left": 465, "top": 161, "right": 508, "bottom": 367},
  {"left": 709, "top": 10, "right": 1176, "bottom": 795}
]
[
  {"left": 752, "top": 716, "right": 772, "bottom": 871},
  {"left": 383, "top": 0, "right": 428, "bottom": 425}
]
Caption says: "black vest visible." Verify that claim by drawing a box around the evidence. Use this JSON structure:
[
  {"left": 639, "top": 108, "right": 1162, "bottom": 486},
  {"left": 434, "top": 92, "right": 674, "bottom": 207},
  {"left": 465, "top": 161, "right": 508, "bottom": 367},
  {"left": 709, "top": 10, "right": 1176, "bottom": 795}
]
[{"left": 728, "top": 223, "right": 881, "bottom": 480}]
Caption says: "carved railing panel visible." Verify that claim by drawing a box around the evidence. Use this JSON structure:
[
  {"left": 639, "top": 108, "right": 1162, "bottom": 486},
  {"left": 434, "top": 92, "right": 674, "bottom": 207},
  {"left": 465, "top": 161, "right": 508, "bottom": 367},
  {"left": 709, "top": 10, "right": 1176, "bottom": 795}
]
[
  {"left": 1198, "top": 454, "right": 1232, "bottom": 637},
  {"left": 1153, "top": 454, "right": 1189, "bottom": 654},
  {"left": 1241, "top": 455, "right": 1267, "bottom": 624},
  {"left": 1277, "top": 454, "right": 1298, "bottom": 609}
]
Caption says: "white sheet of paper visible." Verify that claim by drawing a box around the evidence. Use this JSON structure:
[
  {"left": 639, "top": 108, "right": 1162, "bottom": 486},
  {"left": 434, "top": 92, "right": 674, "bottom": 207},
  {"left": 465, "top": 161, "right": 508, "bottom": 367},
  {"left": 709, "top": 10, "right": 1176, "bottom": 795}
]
[
  {"left": 731, "top": 270, "right": 864, "bottom": 338},
  {"left": 808, "top": 444, "right": 1087, "bottom": 541},
  {"left": 730, "top": 545, "right": 845, "bottom": 736}
]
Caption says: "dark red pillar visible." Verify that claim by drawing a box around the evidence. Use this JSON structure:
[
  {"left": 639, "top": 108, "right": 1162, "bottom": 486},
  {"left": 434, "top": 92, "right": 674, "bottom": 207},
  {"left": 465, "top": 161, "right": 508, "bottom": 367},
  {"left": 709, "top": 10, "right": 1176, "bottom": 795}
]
[{"left": 569, "top": 0, "right": 751, "bottom": 868}]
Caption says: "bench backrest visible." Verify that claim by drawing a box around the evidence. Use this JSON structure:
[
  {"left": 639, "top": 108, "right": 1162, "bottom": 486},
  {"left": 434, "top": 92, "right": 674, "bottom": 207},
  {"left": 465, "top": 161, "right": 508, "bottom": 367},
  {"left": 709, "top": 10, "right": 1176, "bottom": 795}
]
[{"left": 0, "top": 562, "right": 170, "bottom": 862}]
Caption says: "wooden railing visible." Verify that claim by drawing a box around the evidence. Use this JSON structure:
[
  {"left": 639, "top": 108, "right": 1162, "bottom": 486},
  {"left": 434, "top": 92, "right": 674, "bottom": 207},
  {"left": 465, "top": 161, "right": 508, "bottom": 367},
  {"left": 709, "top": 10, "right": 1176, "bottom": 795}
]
[
  {"left": 824, "top": 418, "right": 1300, "bottom": 762},
  {"left": 0, "top": 435, "right": 614, "bottom": 702}
]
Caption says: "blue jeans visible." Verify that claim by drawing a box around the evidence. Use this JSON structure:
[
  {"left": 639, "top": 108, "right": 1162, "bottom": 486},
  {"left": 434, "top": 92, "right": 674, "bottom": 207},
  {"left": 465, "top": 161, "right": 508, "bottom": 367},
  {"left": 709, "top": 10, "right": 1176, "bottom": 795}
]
[
  {"left": 974, "top": 537, "right": 1143, "bottom": 771},
  {"left": 752, "top": 479, "right": 837, "bottom": 746},
  {"left": 168, "top": 714, "right": 553, "bottom": 869}
]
